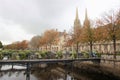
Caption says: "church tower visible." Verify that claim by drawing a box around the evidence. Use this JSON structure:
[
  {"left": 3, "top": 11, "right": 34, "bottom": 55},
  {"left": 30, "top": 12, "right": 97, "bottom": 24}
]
[
  {"left": 83, "top": 8, "right": 90, "bottom": 28},
  {"left": 74, "top": 8, "right": 81, "bottom": 33}
]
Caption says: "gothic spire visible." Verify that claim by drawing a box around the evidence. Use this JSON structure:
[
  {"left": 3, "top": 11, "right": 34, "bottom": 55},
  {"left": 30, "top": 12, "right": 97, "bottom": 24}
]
[
  {"left": 74, "top": 7, "right": 81, "bottom": 26},
  {"left": 85, "top": 8, "right": 88, "bottom": 20},
  {"left": 76, "top": 7, "right": 79, "bottom": 20},
  {"left": 74, "top": 8, "right": 81, "bottom": 33},
  {"left": 84, "top": 8, "right": 90, "bottom": 28}
]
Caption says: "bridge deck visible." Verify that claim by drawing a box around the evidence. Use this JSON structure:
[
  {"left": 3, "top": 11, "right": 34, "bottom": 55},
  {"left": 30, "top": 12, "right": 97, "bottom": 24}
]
[{"left": 0, "top": 58, "right": 101, "bottom": 64}]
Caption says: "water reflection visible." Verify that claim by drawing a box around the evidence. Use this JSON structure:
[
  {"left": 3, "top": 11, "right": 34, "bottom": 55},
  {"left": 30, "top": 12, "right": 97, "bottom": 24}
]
[
  {"left": 0, "top": 71, "right": 37, "bottom": 80},
  {"left": 0, "top": 63, "right": 119, "bottom": 80},
  {"left": 0, "top": 71, "right": 73, "bottom": 80},
  {"left": 0, "top": 57, "right": 74, "bottom": 80},
  {"left": 0, "top": 64, "right": 74, "bottom": 80},
  {"left": 32, "top": 68, "right": 64, "bottom": 80}
]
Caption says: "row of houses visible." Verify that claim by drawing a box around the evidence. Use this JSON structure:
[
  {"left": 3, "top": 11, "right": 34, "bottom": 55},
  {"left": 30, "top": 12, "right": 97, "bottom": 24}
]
[
  {"left": 38, "top": 30, "right": 120, "bottom": 54},
  {"left": 78, "top": 41, "right": 120, "bottom": 53},
  {"left": 37, "top": 8, "right": 120, "bottom": 54},
  {"left": 39, "top": 30, "right": 70, "bottom": 52}
]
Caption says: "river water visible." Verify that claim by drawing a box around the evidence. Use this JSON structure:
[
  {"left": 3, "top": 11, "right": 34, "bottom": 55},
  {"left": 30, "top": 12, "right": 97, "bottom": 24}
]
[
  {"left": 0, "top": 63, "right": 120, "bottom": 80},
  {"left": 0, "top": 57, "right": 120, "bottom": 80},
  {"left": 0, "top": 64, "right": 73, "bottom": 80},
  {"left": 0, "top": 57, "right": 74, "bottom": 80}
]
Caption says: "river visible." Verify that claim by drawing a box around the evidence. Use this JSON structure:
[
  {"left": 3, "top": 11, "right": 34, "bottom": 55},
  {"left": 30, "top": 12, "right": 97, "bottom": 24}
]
[
  {"left": 0, "top": 57, "right": 120, "bottom": 80},
  {"left": 0, "top": 64, "right": 74, "bottom": 80},
  {"left": 0, "top": 62, "right": 120, "bottom": 80},
  {"left": 0, "top": 57, "right": 74, "bottom": 80}
]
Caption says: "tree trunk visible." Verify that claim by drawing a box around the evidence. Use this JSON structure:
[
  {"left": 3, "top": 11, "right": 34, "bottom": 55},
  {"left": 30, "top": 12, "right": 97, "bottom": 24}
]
[
  {"left": 50, "top": 44, "right": 52, "bottom": 51},
  {"left": 76, "top": 42, "right": 79, "bottom": 58},
  {"left": 113, "top": 35, "right": 116, "bottom": 59},
  {"left": 90, "top": 41, "right": 93, "bottom": 57},
  {"left": 46, "top": 45, "right": 47, "bottom": 51}
]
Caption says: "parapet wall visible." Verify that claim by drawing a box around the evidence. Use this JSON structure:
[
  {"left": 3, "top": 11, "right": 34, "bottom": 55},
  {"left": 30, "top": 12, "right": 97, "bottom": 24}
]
[{"left": 101, "top": 55, "right": 120, "bottom": 69}]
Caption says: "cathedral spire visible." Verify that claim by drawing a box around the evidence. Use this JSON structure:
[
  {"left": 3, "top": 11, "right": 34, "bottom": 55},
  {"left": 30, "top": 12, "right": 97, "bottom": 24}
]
[
  {"left": 74, "top": 8, "right": 81, "bottom": 33},
  {"left": 85, "top": 8, "right": 88, "bottom": 20},
  {"left": 75, "top": 7, "right": 79, "bottom": 20},
  {"left": 84, "top": 8, "right": 90, "bottom": 28}
]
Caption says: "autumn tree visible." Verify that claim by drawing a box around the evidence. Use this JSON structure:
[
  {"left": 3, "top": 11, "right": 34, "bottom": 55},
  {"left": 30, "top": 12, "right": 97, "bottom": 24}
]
[
  {"left": 95, "top": 19, "right": 109, "bottom": 43},
  {"left": 29, "top": 35, "right": 41, "bottom": 50},
  {"left": 72, "top": 27, "right": 82, "bottom": 54},
  {"left": 42, "top": 29, "right": 58, "bottom": 51},
  {"left": 4, "top": 40, "right": 28, "bottom": 50},
  {"left": 97, "top": 9, "right": 120, "bottom": 59},
  {"left": 4, "top": 42, "right": 17, "bottom": 50},
  {"left": 116, "top": 9, "right": 120, "bottom": 39},
  {"left": 20, "top": 40, "right": 28, "bottom": 50},
  {"left": 71, "top": 8, "right": 82, "bottom": 54},
  {"left": 39, "top": 36, "right": 46, "bottom": 47},
  {"left": 82, "top": 10, "right": 96, "bottom": 56},
  {"left": 65, "top": 36, "right": 73, "bottom": 47},
  {"left": 82, "top": 23, "right": 95, "bottom": 55}
]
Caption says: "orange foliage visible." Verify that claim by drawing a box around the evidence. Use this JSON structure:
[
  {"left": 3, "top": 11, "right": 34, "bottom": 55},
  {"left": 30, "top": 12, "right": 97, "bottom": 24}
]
[
  {"left": 42, "top": 29, "right": 59, "bottom": 46},
  {"left": 4, "top": 40, "right": 28, "bottom": 50}
]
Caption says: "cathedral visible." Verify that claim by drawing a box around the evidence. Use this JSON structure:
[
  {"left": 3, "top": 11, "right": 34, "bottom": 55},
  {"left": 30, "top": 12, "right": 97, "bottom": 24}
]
[
  {"left": 73, "top": 8, "right": 120, "bottom": 54},
  {"left": 74, "top": 8, "right": 81, "bottom": 34},
  {"left": 39, "top": 8, "right": 120, "bottom": 54}
]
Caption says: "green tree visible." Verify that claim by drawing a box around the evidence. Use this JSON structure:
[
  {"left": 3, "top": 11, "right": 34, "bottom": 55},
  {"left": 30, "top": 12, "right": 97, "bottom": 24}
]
[{"left": 0, "top": 41, "right": 3, "bottom": 49}]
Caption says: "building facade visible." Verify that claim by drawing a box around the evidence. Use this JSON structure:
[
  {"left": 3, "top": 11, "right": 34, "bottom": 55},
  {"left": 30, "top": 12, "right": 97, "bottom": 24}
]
[
  {"left": 39, "top": 8, "right": 120, "bottom": 53},
  {"left": 39, "top": 30, "right": 69, "bottom": 52},
  {"left": 79, "top": 41, "right": 120, "bottom": 53},
  {"left": 73, "top": 8, "right": 120, "bottom": 53}
]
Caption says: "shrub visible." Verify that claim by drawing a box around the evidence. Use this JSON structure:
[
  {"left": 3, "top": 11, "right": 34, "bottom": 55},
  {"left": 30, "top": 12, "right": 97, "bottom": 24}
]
[
  {"left": 56, "top": 51, "right": 63, "bottom": 59},
  {"left": 40, "top": 50, "right": 48, "bottom": 58},
  {"left": 70, "top": 51, "right": 77, "bottom": 59},
  {"left": 81, "top": 51, "right": 89, "bottom": 58}
]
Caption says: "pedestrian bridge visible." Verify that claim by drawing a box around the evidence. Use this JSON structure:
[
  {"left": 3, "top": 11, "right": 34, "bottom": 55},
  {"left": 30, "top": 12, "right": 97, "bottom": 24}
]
[
  {"left": 0, "top": 58, "right": 101, "bottom": 64},
  {"left": 0, "top": 58, "right": 101, "bottom": 80}
]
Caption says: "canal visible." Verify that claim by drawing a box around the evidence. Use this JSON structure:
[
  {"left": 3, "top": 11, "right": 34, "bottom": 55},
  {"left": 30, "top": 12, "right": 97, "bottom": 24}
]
[
  {"left": 0, "top": 63, "right": 74, "bottom": 80},
  {"left": 0, "top": 62, "right": 120, "bottom": 80}
]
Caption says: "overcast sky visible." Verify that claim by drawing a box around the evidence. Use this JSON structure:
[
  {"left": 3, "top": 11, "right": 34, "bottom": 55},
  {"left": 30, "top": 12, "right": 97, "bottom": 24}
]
[{"left": 0, "top": 0, "right": 120, "bottom": 44}]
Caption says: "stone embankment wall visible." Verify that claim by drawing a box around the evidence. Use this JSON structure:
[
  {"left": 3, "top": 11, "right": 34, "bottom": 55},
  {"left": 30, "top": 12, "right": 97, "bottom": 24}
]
[{"left": 101, "top": 55, "right": 120, "bottom": 69}]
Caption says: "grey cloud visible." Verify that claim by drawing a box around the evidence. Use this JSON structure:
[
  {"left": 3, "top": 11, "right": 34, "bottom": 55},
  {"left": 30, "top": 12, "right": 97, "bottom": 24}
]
[
  {"left": 0, "top": 0, "right": 119, "bottom": 44},
  {"left": 0, "top": 0, "right": 78, "bottom": 34},
  {"left": 0, "top": 0, "right": 40, "bottom": 34}
]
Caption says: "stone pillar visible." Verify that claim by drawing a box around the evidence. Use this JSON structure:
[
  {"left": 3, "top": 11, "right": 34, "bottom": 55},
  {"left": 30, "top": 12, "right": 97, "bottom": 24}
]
[{"left": 26, "top": 63, "right": 30, "bottom": 80}]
